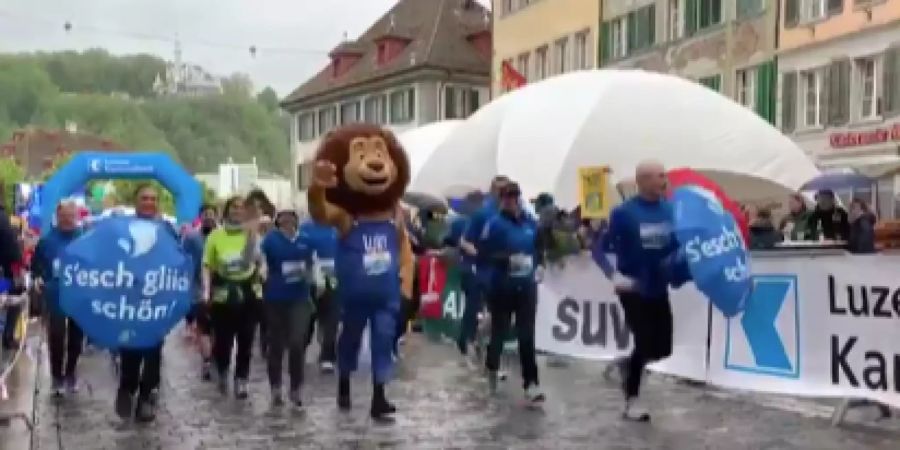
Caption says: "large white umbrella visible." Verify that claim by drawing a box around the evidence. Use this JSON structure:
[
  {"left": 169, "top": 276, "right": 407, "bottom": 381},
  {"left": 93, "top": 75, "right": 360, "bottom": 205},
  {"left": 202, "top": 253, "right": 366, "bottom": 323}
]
[
  {"left": 497, "top": 70, "right": 820, "bottom": 208},
  {"left": 410, "top": 93, "right": 520, "bottom": 196},
  {"left": 397, "top": 120, "right": 463, "bottom": 185}
]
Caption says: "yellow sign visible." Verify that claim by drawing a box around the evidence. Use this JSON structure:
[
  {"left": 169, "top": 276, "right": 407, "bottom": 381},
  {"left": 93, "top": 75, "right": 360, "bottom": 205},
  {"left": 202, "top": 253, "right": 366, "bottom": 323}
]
[{"left": 578, "top": 166, "right": 610, "bottom": 219}]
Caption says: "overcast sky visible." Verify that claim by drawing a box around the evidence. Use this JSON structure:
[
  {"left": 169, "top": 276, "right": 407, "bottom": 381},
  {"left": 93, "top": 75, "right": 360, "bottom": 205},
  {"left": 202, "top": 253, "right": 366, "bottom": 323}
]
[{"left": 0, "top": 0, "right": 490, "bottom": 98}]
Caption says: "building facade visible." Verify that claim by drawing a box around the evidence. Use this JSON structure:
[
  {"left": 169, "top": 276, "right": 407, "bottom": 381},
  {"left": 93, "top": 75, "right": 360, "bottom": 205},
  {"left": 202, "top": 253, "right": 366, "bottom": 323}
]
[
  {"left": 492, "top": 0, "right": 600, "bottom": 95},
  {"left": 777, "top": 0, "right": 900, "bottom": 216},
  {"left": 280, "top": 0, "right": 492, "bottom": 204},
  {"left": 600, "top": 0, "right": 778, "bottom": 124}
]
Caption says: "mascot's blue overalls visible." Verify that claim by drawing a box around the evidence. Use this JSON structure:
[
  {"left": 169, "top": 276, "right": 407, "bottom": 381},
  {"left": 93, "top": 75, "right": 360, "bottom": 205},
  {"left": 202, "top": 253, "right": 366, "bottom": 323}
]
[{"left": 335, "top": 219, "right": 401, "bottom": 418}]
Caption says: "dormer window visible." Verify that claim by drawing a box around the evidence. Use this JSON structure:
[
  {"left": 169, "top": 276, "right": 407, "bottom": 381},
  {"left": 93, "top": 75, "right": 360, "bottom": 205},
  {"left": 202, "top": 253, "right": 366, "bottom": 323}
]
[
  {"left": 374, "top": 34, "right": 411, "bottom": 66},
  {"left": 466, "top": 29, "right": 492, "bottom": 60},
  {"left": 329, "top": 42, "right": 365, "bottom": 78}
]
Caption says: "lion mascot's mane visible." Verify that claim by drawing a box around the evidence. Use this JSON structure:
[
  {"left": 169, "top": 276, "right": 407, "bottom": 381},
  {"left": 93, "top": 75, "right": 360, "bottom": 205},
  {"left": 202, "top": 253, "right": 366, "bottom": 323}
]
[{"left": 314, "top": 124, "right": 410, "bottom": 216}]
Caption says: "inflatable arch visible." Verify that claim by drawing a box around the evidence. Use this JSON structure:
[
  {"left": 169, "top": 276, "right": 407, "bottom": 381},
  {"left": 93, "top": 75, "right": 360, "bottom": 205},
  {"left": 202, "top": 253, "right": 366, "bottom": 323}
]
[{"left": 41, "top": 152, "right": 202, "bottom": 234}]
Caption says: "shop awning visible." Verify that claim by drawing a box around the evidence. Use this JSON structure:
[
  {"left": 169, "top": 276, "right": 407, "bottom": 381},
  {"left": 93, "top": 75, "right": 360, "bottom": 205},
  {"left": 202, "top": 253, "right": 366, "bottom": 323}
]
[{"left": 817, "top": 151, "right": 900, "bottom": 178}]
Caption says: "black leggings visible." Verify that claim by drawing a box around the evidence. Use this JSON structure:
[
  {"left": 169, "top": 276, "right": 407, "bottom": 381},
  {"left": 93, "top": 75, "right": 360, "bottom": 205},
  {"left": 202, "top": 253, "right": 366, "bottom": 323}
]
[
  {"left": 210, "top": 300, "right": 257, "bottom": 380},
  {"left": 485, "top": 284, "right": 538, "bottom": 389},
  {"left": 47, "top": 310, "right": 83, "bottom": 381},
  {"left": 618, "top": 292, "right": 673, "bottom": 399}
]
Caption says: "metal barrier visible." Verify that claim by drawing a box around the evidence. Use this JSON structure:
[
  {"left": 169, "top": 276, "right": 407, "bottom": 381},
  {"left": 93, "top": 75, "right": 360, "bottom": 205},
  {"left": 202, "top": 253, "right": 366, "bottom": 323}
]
[{"left": 0, "top": 291, "right": 33, "bottom": 431}]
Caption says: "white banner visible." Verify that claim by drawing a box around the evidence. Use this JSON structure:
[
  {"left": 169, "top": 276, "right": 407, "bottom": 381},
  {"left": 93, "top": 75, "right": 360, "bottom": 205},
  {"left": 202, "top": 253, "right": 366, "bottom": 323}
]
[
  {"left": 536, "top": 254, "right": 709, "bottom": 381},
  {"left": 537, "top": 252, "right": 900, "bottom": 408},
  {"left": 708, "top": 254, "right": 900, "bottom": 408}
]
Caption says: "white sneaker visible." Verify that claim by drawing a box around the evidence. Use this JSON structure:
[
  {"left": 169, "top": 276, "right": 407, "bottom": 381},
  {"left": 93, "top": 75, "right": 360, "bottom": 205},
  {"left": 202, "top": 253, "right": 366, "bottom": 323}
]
[
  {"left": 487, "top": 371, "right": 499, "bottom": 395},
  {"left": 498, "top": 370, "right": 508, "bottom": 381},
  {"left": 622, "top": 397, "right": 651, "bottom": 422},
  {"left": 524, "top": 385, "right": 546, "bottom": 405},
  {"left": 319, "top": 361, "right": 335, "bottom": 374}
]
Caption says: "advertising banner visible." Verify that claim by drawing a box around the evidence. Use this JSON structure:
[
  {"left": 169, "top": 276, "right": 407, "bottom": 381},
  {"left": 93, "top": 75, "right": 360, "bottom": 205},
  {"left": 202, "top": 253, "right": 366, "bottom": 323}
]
[
  {"left": 536, "top": 252, "right": 900, "bottom": 408},
  {"left": 535, "top": 254, "right": 710, "bottom": 381},
  {"left": 708, "top": 254, "right": 900, "bottom": 407}
]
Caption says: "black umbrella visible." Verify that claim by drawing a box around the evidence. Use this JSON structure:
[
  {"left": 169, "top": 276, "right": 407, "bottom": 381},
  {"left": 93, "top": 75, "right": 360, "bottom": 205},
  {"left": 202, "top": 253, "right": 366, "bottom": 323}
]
[{"left": 402, "top": 192, "right": 448, "bottom": 213}]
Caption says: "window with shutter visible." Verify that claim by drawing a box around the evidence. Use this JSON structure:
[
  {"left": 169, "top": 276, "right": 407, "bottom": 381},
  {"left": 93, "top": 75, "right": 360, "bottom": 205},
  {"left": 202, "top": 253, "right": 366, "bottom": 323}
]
[
  {"left": 685, "top": 0, "right": 698, "bottom": 35},
  {"left": 827, "top": 59, "right": 851, "bottom": 126},
  {"left": 627, "top": 11, "right": 638, "bottom": 52},
  {"left": 827, "top": 0, "right": 843, "bottom": 15},
  {"left": 781, "top": 72, "right": 798, "bottom": 132},
  {"left": 755, "top": 61, "right": 777, "bottom": 124},
  {"left": 883, "top": 45, "right": 900, "bottom": 117},
  {"left": 600, "top": 22, "right": 612, "bottom": 64},
  {"left": 784, "top": 0, "right": 800, "bottom": 28}
]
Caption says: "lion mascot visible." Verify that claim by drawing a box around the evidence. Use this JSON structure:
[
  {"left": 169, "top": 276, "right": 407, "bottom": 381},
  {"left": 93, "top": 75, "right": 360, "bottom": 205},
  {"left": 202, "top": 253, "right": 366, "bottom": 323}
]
[{"left": 307, "top": 123, "right": 414, "bottom": 421}]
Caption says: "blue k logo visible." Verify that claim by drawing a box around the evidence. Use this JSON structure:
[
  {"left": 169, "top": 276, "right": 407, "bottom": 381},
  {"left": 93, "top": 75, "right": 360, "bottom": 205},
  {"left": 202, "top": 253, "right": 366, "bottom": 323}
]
[{"left": 723, "top": 274, "right": 800, "bottom": 379}]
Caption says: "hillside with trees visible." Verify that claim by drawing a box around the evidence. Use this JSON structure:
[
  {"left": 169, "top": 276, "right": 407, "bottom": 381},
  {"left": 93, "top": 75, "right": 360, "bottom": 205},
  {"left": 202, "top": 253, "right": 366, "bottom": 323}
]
[{"left": 0, "top": 49, "right": 290, "bottom": 177}]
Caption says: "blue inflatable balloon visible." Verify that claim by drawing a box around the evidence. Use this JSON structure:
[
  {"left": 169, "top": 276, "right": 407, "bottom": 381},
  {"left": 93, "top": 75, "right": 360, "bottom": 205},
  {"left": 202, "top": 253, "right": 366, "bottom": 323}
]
[
  {"left": 58, "top": 216, "right": 193, "bottom": 349},
  {"left": 671, "top": 185, "right": 752, "bottom": 318}
]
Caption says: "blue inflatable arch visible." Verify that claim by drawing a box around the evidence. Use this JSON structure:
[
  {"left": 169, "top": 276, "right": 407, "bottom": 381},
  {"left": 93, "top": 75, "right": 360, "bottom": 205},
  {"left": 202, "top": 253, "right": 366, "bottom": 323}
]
[{"left": 41, "top": 152, "right": 202, "bottom": 234}]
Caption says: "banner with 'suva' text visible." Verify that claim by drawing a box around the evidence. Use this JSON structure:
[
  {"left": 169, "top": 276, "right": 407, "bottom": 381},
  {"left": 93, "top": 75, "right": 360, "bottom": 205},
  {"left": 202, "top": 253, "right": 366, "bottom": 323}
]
[{"left": 535, "top": 252, "right": 900, "bottom": 408}]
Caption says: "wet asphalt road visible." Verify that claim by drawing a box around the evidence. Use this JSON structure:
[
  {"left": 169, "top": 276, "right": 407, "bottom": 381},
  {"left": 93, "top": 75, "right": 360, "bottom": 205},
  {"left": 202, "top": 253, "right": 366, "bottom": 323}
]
[{"left": 7, "top": 329, "right": 899, "bottom": 449}]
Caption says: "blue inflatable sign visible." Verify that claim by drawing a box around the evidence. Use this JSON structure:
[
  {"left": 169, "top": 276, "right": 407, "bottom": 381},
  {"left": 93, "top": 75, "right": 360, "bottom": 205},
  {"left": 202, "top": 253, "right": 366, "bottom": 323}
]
[
  {"left": 672, "top": 185, "right": 752, "bottom": 318},
  {"left": 41, "top": 152, "right": 201, "bottom": 235},
  {"left": 58, "top": 216, "right": 193, "bottom": 349}
]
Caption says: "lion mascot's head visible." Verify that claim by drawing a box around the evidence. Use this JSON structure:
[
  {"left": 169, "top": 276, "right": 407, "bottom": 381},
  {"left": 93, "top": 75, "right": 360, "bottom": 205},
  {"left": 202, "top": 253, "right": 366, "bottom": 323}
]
[{"left": 314, "top": 123, "right": 410, "bottom": 215}]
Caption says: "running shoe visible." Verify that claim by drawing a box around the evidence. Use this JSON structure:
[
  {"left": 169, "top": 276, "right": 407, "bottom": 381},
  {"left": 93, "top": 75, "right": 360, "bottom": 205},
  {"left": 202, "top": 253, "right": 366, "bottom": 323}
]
[
  {"left": 115, "top": 389, "right": 133, "bottom": 420},
  {"left": 524, "top": 384, "right": 546, "bottom": 405},
  {"left": 200, "top": 361, "right": 212, "bottom": 382},
  {"left": 288, "top": 389, "right": 303, "bottom": 409},
  {"left": 217, "top": 372, "right": 228, "bottom": 396},
  {"left": 271, "top": 386, "right": 284, "bottom": 407},
  {"left": 234, "top": 379, "right": 249, "bottom": 400},
  {"left": 319, "top": 361, "right": 335, "bottom": 374},
  {"left": 64, "top": 376, "right": 79, "bottom": 394},
  {"left": 487, "top": 371, "right": 499, "bottom": 395},
  {"left": 51, "top": 378, "right": 65, "bottom": 398},
  {"left": 135, "top": 396, "right": 157, "bottom": 423},
  {"left": 622, "top": 397, "right": 651, "bottom": 422}
]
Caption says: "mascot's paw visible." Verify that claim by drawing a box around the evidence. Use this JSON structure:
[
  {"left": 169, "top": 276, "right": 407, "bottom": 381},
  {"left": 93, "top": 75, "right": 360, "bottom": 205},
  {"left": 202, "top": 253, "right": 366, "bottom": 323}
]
[{"left": 313, "top": 160, "right": 339, "bottom": 188}]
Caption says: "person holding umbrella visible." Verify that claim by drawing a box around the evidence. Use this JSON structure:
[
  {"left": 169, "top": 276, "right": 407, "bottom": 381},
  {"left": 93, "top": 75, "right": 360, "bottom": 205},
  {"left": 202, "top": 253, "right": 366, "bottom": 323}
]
[
  {"left": 809, "top": 190, "right": 850, "bottom": 242},
  {"left": 596, "top": 160, "right": 691, "bottom": 422}
]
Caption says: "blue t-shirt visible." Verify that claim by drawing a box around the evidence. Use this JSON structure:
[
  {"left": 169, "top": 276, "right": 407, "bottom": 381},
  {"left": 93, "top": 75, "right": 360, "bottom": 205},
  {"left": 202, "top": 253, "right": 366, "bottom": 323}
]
[
  {"left": 464, "top": 198, "right": 499, "bottom": 283},
  {"left": 445, "top": 215, "right": 476, "bottom": 270},
  {"left": 261, "top": 230, "right": 313, "bottom": 302},
  {"left": 599, "top": 197, "right": 687, "bottom": 298},
  {"left": 300, "top": 221, "right": 338, "bottom": 261},
  {"left": 335, "top": 220, "right": 400, "bottom": 307},
  {"left": 33, "top": 227, "right": 81, "bottom": 314},
  {"left": 182, "top": 230, "right": 205, "bottom": 296},
  {"left": 482, "top": 211, "right": 540, "bottom": 290}
]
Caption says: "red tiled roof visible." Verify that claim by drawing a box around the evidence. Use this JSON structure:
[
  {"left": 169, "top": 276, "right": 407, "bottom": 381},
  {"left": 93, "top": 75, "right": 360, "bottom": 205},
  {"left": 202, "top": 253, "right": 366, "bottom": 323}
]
[
  {"left": 282, "top": 0, "right": 491, "bottom": 109},
  {"left": 1, "top": 129, "right": 126, "bottom": 177}
]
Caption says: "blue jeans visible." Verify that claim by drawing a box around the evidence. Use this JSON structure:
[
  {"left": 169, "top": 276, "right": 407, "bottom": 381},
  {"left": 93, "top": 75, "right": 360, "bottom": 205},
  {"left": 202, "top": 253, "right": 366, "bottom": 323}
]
[{"left": 456, "top": 269, "right": 483, "bottom": 354}]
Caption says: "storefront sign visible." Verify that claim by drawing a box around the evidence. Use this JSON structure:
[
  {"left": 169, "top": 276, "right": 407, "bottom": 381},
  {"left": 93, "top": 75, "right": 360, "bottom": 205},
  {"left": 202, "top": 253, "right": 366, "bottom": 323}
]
[{"left": 829, "top": 124, "right": 900, "bottom": 149}]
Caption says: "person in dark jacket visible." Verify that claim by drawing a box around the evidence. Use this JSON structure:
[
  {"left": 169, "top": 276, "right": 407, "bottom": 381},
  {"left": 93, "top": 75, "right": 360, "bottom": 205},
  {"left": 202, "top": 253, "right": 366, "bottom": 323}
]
[
  {"left": 809, "top": 190, "right": 850, "bottom": 241},
  {"left": 749, "top": 209, "right": 783, "bottom": 249},
  {"left": 847, "top": 198, "right": 876, "bottom": 254},
  {"left": 778, "top": 194, "right": 813, "bottom": 241},
  {"left": 480, "top": 182, "right": 546, "bottom": 405},
  {"left": 0, "top": 206, "right": 24, "bottom": 351},
  {"left": 32, "top": 201, "right": 83, "bottom": 396}
]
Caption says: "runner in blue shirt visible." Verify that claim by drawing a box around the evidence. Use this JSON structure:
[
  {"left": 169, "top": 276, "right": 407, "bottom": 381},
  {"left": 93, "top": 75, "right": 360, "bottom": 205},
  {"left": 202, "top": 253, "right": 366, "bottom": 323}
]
[
  {"left": 480, "top": 182, "right": 546, "bottom": 406},
  {"left": 597, "top": 160, "right": 690, "bottom": 422},
  {"left": 260, "top": 210, "right": 315, "bottom": 408},
  {"left": 300, "top": 219, "right": 339, "bottom": 372}
]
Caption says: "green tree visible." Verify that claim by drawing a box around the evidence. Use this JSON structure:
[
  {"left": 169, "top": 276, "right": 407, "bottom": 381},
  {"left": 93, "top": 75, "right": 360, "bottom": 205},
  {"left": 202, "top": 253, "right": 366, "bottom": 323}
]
[
  {"left": 256, "top": 87, "right": 280, "bottom": 111},
  {"left": 221, "top": 73, "right": 254, "bottom": 99}
]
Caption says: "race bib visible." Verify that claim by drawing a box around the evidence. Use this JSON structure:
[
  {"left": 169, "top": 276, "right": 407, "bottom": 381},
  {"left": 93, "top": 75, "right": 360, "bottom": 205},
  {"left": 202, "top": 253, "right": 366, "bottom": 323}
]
[
  {"left": 363, "top": 250, "right": 392, "bottom": 276},
  {"left": 281, "top": 260, "right": 306, "bottom": 283},
  {"left": 222, "top": 252, "right": 245, "bottom": 274},
  {"left": 509, "top": 253, "right": 533, "bottom": 278}
]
